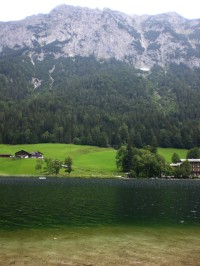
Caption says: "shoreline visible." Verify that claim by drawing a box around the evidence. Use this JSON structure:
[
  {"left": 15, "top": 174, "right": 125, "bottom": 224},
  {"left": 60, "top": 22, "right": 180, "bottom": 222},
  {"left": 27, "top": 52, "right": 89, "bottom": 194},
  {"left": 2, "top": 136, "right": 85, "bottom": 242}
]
[{"left": 0, "top": 174, "right": 200, "bottom": 181}]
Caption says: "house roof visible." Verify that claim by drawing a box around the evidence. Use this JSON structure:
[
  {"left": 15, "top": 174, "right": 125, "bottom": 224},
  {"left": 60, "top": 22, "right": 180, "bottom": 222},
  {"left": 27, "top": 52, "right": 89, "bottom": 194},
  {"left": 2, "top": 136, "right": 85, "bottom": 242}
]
[
  {"left": 15, "top": 150, "right": 43, "bottom": 157},
  {"left": 170, "top": 159, "right": 200, "bottom": 167},
  {"left": 30, "top": 151, "right": 43, "bottom": 155},
  {"left": 15, "top": 150, "right": 31, "bottom": 155},
  {"left": 180, "top": 159, "right": 200, "bottom": 162}
]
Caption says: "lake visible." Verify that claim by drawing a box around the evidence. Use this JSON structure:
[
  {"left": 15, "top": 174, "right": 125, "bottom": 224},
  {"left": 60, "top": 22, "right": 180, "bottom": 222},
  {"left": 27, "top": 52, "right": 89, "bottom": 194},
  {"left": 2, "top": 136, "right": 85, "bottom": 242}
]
[{"left": 0, "top": 177, "right": 200, "bottom": 265}]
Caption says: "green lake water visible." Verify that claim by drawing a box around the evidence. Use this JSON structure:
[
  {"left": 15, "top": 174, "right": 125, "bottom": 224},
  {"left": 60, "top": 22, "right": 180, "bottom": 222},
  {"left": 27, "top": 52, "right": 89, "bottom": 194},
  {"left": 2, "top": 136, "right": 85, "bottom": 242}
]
[{"left": 0, "top": 177, "right": 200, "bottom": 265}]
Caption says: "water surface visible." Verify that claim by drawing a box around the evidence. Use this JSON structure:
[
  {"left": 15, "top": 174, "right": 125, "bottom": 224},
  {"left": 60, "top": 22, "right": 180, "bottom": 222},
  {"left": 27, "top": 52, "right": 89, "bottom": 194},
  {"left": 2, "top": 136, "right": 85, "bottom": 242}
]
[
  {"left": 0, "top": 177, "right": 200, "bottom": 265},
  {"left": 0, "top": 177, "right": 200, "bottom": 229}
]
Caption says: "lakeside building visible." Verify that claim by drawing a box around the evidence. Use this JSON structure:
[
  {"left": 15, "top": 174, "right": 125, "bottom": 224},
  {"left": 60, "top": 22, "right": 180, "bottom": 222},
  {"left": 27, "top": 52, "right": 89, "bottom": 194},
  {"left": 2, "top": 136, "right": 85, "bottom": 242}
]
[
  {"left": 15, "top": 150, "right": 43, "bottom": 159},
  {"left": 170, "top": 159, "right": 200, "bottom": 176}
]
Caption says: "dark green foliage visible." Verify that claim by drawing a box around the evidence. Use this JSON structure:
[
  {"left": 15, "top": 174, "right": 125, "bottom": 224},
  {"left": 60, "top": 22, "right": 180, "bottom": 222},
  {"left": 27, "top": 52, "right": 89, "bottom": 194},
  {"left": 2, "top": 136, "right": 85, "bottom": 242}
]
[
  {"left": 116, "top": 144, "right": 167, "bottom": 178},
  {"left": 116, "top": 146, "right": 128, "bottom": 172},
  {"left": 171, "top": 153, "right": 180, "bottom": 163},
  {"left": 186, "top": 147, "right": 200, "bottom": 159},
  {"left": 44, "top": 158, "right": 62, "bottom": 175},
  {"left": 64, "top": 156, "right": 73, "bottom": 174},
  {"left": 1, "top": 54, "right": 200, "bottom": 148},
  {"left": 180, "top": 160, "right": 192, "bottom": 178},
  {"left": 35, "top": 159, "right": 43, "bottom": 172},
  {"left": 174, "top": 160, "right": 192, "bottom": 178}
]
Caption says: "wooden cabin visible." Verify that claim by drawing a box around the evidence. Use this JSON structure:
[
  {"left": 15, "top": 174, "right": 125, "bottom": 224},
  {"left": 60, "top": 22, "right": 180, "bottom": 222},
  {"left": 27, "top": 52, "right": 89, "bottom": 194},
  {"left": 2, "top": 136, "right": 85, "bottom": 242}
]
[{"left": 15, "top": 150, "right": 44, "bottom": 159}]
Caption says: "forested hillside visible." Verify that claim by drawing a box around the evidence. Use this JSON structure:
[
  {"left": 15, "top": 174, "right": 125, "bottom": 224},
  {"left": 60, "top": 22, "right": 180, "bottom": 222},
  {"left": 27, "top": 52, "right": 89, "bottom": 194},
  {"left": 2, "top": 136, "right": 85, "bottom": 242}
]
[{"left": 0, "top": 53, "right": 200, "bottom": 149}]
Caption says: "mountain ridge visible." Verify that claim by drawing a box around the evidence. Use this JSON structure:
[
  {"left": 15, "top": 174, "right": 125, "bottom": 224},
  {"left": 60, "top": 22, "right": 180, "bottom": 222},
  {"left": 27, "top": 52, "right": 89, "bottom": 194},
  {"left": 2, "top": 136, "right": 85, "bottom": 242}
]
[{"left": 0, "top": 4, "right": 200, "bottom": 69}]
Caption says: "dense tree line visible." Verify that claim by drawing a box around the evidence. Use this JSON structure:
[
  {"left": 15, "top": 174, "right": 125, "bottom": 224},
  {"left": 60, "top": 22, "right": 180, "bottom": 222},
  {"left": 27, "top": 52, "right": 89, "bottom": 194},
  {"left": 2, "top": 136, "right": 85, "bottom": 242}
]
[
  {"left": 1, "top": 54, "right": 200, "bottom": 148},
  {"left": 116, "top": 144, "right": 172, "bottom": 178},
  {"left": 117, "top": 145, "right": 196, "bottom": 178}
]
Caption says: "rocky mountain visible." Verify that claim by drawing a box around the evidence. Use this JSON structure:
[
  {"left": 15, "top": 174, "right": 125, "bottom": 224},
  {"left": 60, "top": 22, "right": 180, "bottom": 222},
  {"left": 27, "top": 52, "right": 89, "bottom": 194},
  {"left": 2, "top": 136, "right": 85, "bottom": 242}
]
[
  {"left": 0, "top": 4, "right": 200, "bottom": 69},
  {"left": 1, "top": 5, "right": 200, "bottom": 148}
]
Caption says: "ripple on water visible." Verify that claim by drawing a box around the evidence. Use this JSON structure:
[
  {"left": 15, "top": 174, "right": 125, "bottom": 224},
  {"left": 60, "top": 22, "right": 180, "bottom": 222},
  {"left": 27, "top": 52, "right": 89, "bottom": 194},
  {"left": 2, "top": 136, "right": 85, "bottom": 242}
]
[{"left": 0, "top": 177, "right": 200, "bottom": 229}]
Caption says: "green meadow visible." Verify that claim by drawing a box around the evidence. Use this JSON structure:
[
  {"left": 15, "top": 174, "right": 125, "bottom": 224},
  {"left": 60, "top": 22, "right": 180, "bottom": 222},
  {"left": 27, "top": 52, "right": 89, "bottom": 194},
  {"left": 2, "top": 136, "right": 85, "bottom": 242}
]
[
  {"left": 0, "top": 144, "right": 117, "bottom": 177},
  {"left": 0, "top": 144, "right": 188, "bottom": 177},
  {"left": 157, "top": 147, "right": 188, "bottom": 163}
]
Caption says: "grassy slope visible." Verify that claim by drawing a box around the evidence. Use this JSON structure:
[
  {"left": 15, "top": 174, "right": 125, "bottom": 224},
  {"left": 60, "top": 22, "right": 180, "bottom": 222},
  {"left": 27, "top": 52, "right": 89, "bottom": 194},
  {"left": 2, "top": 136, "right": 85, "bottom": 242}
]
[
  {"left": 0, "top": 144, "right": 188, "bottom": 177},
  {"left": 157, "top": 148, "right": 188, "bottom": 163},
  {"left": 0, "top": 144, "right": 117, "bottom": 177}
]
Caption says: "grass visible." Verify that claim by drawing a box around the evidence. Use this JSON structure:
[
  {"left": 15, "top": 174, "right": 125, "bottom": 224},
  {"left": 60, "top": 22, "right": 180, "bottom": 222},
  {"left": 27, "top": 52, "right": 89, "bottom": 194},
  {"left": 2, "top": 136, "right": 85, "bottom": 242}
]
[
  {"left": 0, "top": 144, "right": 189, "bottom": 177},
  {"left": 0, "top": 143, "right": 117, "bottom": 177},
  {"left": 158, "top": 147, "right": 188, "bottom": 163}
]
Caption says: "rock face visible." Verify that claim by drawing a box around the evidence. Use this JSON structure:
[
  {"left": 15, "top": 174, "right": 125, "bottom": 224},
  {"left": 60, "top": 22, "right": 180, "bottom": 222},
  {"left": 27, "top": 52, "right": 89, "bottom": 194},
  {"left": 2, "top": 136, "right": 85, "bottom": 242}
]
[{"left": 0, "top": 5, "right": 200, "bottom": 69}]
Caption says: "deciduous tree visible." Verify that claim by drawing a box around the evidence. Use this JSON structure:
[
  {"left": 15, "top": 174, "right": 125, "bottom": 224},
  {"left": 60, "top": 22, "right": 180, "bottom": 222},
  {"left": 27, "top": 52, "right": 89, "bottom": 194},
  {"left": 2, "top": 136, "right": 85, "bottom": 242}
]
[
  {"left": 187, "top": 147, "right": 200, "bottom": 159},
  {"left": 44, "top": 158, "right": 62, "bottom": 175},
  {"left": 64, "top": 156, "right": 73, "bottom": 174}
]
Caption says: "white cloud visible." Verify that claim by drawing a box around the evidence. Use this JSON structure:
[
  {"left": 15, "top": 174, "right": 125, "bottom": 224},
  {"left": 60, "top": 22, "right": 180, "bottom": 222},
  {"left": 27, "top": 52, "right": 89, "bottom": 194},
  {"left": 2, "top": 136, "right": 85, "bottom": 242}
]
[{"left": 0, "top": 0, "right": 199, "bottom": 21}]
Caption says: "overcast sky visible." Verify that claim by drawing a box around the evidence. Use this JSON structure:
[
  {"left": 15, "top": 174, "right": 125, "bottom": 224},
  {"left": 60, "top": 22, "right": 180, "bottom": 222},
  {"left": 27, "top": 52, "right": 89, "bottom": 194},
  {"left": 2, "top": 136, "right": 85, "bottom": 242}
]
[{"left": 0, "top": 0, "right": 199, "bottom": 22}]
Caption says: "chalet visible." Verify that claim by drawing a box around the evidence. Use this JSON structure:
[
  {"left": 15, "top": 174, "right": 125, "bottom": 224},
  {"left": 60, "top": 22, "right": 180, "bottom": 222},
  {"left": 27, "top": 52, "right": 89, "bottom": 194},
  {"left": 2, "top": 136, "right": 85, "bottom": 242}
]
[
  {"left": 15, "top": 150, "right": 31, "bottom": 158},
  {"left": 170, "top": 159, "right": 200, "bottom": 176},
  {"left": 15, "top": 150, "right": 44, "bottom": 159},
  {"left": 30, "top": 151, "right": 43, "bottom": 159}
]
